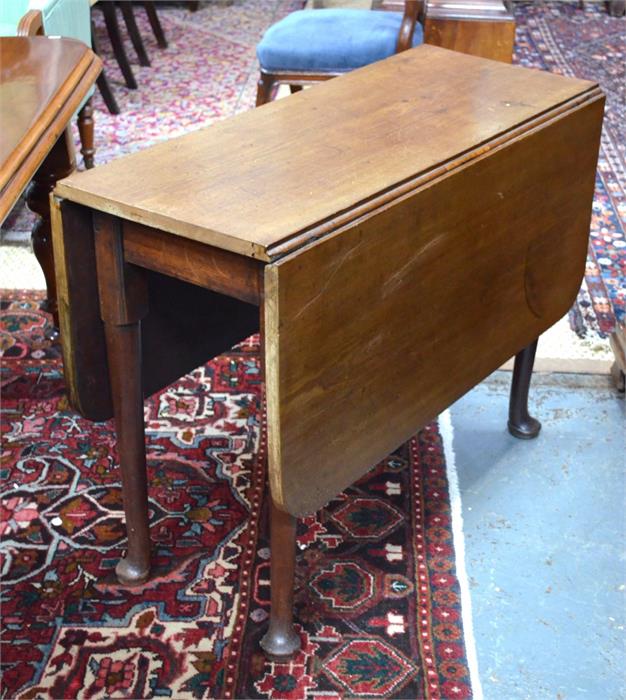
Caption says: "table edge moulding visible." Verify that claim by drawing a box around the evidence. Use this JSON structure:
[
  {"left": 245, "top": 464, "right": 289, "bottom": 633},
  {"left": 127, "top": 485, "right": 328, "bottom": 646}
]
[
  {"left": 54, "top": 45, "right": 598, "bottom": 261},
  {"left": 0, "top": 36, "right": 101, "bottom": 221},
  {"left": 1, "top": 36, "right": 101, "bottom": 328}
]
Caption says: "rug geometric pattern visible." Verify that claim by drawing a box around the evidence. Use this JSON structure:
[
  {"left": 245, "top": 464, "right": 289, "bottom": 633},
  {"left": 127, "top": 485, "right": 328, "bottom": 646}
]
[{"left": 0, "top": 291, "right": 471, "bottom": 699}]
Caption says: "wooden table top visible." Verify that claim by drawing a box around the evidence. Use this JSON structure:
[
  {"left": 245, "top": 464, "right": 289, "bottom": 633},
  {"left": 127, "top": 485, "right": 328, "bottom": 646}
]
[
  {"left": 55, "top": 45, "right": 597, "bottom": 261},
  {"left": 0, "top": 36, "right": 101, "bottom": 224}
]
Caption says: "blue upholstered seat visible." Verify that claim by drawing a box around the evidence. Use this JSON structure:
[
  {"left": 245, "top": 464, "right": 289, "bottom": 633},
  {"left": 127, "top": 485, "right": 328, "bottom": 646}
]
[{"left": 257, "top": 9, "right": 424, "bottom": 74}]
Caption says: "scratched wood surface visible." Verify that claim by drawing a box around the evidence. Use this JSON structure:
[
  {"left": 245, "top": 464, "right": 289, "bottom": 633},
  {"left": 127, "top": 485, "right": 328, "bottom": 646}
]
[
  {"left": 54, "top": 45, "right": 596, "bottom": 260},
  {"left": 264, "top": 93, "right": 604, "bottom": 516}
]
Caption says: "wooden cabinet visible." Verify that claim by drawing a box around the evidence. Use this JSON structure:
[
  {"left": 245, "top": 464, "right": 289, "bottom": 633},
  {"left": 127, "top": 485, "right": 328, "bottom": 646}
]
[{"left": 377, "top": 0, "right": 516, "bottom": 62}]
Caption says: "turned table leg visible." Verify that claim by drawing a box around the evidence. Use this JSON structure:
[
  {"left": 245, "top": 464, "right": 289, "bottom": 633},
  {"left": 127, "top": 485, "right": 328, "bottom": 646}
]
[
  {"left": 260, "top": 498, "right": 301, "bottom": 661},
  {"left": 26, "top": 128, "right": 75, "bottom": 330},
  {"left": 508, "top": 338, "right": 541, "bottom": 439},
  {"left": 77, "top": 98, "right": 96, "bottom": 169},
  {"left": 94, "top": 212, "right": 151, "bottom": 585}
]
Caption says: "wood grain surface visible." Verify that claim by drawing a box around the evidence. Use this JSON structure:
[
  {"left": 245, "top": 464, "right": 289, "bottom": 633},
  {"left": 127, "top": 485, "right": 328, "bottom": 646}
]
[
  {"left": 0, "top": 37, "right": 101, "bottom": 223},
  {"left": 54, "top": 45, "right": 596, "bottom": 260},
  {"left": 264, "top": 94, "right": 604, "bottom": 516},
  {"left": 421, "top": 0, "right": 515, "bottom": 64},
  {"left": 423, "top": 16, "right": 515, "bottom": 63},
  {"left": 123, "top": 221, "right": 263, "bottom": 305}
]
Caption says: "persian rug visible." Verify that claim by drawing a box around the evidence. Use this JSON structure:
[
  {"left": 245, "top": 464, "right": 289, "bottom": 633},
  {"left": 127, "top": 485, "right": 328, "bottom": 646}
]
[
  {"left": 513, "top": 1, "right": 625, "bottom": 337},
  {"left": 1, "top": 0, "right": 624, "bottom": 342},
  {"left": 0, "top": 291, "right": 475, "bottom": 699}
]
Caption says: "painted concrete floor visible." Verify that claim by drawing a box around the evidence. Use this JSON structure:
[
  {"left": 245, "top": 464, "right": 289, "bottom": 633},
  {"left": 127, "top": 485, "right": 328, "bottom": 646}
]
[{"left": 450, "top": 372, "right": 625, "bottom": 700}]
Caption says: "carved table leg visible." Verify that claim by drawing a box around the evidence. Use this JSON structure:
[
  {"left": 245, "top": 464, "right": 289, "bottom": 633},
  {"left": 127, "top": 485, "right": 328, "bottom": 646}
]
[
  {"left": 77, "top": 98, "right": 96, "bottom": 169},
  {"left": 26, "top": 128, "right": 75, "bottom": 330},
  {"left": 508, "top": 338, "right": 541, "bottom": 439},
  {"left": 260, "top": 498, "right": 301, "bottom": 661},
  {"left": 94, "top": 212, "right": 151, "bottom": 585}
]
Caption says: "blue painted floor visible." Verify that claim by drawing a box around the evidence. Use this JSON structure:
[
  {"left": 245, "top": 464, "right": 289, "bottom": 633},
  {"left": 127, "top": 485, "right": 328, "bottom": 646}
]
[{"left": 450, "top": 372, "right": 625, "bottom": 700}]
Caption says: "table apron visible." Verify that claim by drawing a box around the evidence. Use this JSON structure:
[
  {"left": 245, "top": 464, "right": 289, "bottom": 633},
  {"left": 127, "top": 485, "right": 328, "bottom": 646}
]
[{"left": 122, "top": 220, "right": 264, "bottom": 306}]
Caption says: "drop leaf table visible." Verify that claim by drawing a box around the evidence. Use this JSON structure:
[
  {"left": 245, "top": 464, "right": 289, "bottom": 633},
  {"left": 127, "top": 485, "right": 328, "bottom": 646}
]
[
  {"left": 51, "top": 45, "right": 604, "bottom": 659},
  {"left": 0, "top": 36, "right": 100, "bottom": 326}
]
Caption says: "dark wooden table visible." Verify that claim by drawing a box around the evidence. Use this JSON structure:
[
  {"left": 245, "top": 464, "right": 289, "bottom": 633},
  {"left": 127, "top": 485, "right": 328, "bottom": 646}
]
[
  {"left": 52, "top": 45, "right": 604, "bottom": 660},
  {"left": 0, "top": 36, "right": 101, "bottom": 324}
]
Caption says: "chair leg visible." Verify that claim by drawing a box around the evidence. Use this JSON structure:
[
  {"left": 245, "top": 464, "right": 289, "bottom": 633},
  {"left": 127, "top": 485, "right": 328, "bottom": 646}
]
[
  {"left": 259, "top": 498, "right": 301, "bottom": 661},
  {"left": 118, "top": 1, "right": 150, "bottom": 67},
  {"left": 508, "top": 338, "right": 542, "bottom": 439},
  {"left": 256, "top": 73, "right": 276, "bottom": 107},
  {"left": 91, "top": 17, "right": 121, "bottom": 115},
  {"left": 101, "top": 2, "right": 138, "bottom": 89},
  {"left": 77, "top": 98, "right": 96, "bottom": 169},
  {"left": 96, "top": 71, "right": 121, "bottom": 115},
  {"left": 143, "top": 2, "right": 168, "bottom": 49},
  {"left": 94, "top": 212, "right": 151, "bottom": 586}
]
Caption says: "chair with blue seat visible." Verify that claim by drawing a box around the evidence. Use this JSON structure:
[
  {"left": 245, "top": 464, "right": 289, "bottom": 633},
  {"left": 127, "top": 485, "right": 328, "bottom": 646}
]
[
  {"left": 1, "top": 0, "right": 96, "bottom": 168},
  {"left": 256, "top": 1, "right": 424, "bottom": 106}
]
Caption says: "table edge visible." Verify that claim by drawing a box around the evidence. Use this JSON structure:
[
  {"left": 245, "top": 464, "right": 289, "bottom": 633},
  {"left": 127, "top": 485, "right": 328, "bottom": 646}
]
[
  {"left": 53, "top": 84, "right": 602, "bottom": 263},
  {"left": 0, "top": 42, "right": 101, "bottom": 224}
]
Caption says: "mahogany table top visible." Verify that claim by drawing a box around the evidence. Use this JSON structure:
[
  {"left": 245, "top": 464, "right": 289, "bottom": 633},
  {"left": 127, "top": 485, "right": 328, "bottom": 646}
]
[
  {"left": 0, "top": 36, "right": 101, "bottom": 224},
  {"left": 55, "top": 45, "right": 597, "bottom": 261}
]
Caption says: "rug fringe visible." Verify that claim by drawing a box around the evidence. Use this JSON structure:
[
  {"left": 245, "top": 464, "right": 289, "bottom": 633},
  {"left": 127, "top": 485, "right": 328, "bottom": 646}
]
[{"left": 440, "top": 409, "right": 484, "bottom": 700}]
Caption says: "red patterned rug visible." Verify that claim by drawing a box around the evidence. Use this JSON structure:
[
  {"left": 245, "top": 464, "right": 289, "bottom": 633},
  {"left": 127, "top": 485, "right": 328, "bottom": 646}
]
[{"left": 1, "top": 291, "right": 474, "bottom": 699}]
